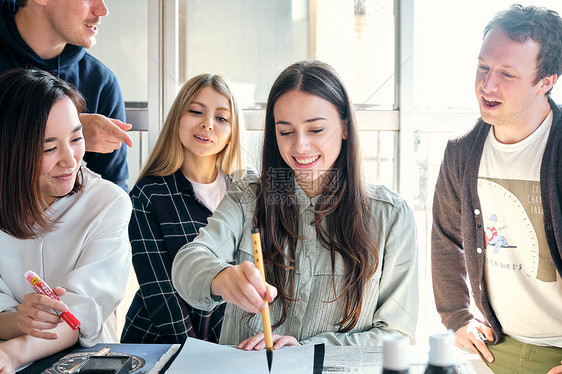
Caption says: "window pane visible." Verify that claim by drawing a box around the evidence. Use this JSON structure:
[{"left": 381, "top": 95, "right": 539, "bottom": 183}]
[
  {"left": 180, "top": 0, "right": 308, "bottom": 108},
  {"left": 414, "top": 0, "right": 562, "bottom": 113},
  {"left": 179, "top": 0, "right": 395, "bottom": 109},
  {"left": 360, "top": 131, "right": 397, "bottom": 188},
  {"left": 348, "top": 0, "right": 395, "bottom": 109}
]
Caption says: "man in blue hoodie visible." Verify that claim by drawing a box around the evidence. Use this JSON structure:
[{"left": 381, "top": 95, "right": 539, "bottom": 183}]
[{"left": 0, "top": 0, "right": 132, "bottom": 190}]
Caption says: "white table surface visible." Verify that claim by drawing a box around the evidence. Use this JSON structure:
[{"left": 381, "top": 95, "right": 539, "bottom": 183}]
[{"left": 321, "top": 345, "right": 493, "bottom": 373}]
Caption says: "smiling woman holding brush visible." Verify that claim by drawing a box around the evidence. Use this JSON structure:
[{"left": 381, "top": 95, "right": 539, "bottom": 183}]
[{"left": 172, "top": 60, "right": 418, "bottom": 349}]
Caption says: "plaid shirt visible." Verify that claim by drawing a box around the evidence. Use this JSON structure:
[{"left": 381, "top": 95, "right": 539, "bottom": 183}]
[{"left": 121, "top": 169, "right": 227, "bottom": 344}]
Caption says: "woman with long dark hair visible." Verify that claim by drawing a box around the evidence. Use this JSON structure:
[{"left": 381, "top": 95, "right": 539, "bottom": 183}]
[
  {"left": 0, "top": 69, "right": 131, "bottom": 372},
  {"left": 172, "top": 60, "right": 418, "bottom": 348}
]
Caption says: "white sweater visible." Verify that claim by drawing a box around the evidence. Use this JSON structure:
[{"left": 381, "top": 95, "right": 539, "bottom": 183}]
[{"left": 0, "top": 168, "right": 132, "bottom": 346}]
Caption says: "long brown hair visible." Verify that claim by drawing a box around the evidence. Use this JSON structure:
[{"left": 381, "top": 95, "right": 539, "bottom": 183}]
[
  {"left": 0, "top": 69, "right": 85, "bottom": 239},
  {"left": 139, "top": 74, "right": 245, "bottom": 181},
  {"left": 254, "top": 61, "right": 377, "bottom": 331}
]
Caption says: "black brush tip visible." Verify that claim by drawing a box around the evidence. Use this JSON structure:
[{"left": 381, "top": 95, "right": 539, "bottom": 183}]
[{"left": 266, "top": 347, "right": 273, "bottom": 372}]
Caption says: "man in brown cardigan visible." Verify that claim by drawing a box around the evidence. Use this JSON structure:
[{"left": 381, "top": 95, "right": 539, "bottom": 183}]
[{"left": 432, "top": 5, "right": 562, "bottom": 374}]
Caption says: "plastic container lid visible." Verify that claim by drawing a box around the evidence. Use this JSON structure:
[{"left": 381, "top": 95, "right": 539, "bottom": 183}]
[
  {"left": 383, "top": 334, "right": 409, "bottom": 370},
  {"left": 428, "top": 331, "right": 455, "bottom": 367}
]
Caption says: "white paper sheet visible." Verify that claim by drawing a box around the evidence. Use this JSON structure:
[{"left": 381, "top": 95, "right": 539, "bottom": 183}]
[{"left": 165, "top": 338, "right": 316, "bottom": 374}]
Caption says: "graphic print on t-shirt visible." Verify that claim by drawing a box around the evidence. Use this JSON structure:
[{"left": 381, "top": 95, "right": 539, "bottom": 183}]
[
  {"left": 484, "top": 212, "right": 517, "bottom": 252},
  {"left": 479, "top": 177, "right": 556, "bottom": 282}
]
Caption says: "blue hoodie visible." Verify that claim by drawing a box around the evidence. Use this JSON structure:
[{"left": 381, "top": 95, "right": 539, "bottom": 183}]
[{"left": 0, "top": 0, "right": 129, "bottom": 190}]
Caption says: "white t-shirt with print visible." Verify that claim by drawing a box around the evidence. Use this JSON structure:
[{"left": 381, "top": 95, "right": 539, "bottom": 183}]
[{"left": 478, "top": 111, "right": 562, "bottom": 347}]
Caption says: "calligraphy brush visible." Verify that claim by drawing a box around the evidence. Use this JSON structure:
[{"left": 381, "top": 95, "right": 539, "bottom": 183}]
[{"left": 251, "top": 228, "right": 274, "bottom": 372}]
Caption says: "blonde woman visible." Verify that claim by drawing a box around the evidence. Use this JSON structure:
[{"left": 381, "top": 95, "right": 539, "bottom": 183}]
[{"left": 121, "top": 74, "right": 246, "bottom": 344}]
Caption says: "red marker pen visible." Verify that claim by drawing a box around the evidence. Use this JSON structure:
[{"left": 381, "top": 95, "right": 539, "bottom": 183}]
[{"left": 24, "top": 270, "right": 81, "bottom": 330}]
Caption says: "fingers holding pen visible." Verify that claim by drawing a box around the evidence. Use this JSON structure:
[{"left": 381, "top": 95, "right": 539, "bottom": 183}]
[
  {"left": 211, "top": 263, "right": 263, "bottom": 312},
  {"left": 16, "top": 291, "right": 68, "bottom": 339},
  {"left": 211, "top": 262, "right": 277, "bottom": 313},
  {"left": 26, "top": 289, "right": 69, "bottom": 313},
  {"left": 454, "top": 321, "right": 494, "bottom": 363},
  {"left": 264, "top": 282, "right": 277, "bottom": 303},
  {"left": 475, "top": 323, "right": 494, "bottom": 343}
]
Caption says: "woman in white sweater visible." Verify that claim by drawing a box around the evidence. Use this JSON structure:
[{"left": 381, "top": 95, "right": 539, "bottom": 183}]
[{"left": 0, "top": 69, "right": 132, "bottom": 373}]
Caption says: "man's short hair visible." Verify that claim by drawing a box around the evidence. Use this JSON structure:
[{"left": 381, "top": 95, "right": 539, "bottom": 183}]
[
  {"left": 485, "top": 4, "right": 562, "bottom": 87},
  {"left": 15, "top": 0, "right": 26, "bottom": 7}
]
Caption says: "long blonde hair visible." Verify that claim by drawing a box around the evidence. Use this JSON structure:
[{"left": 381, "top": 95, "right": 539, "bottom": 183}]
[{"left": 139, "top": 74, "right": 245, "bottom": 181}]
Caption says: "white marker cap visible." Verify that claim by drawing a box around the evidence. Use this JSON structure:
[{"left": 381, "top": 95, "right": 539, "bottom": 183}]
[
  {"left": 383, "top": 334, "right": 409, "bottom": 370},
  {"left": 428, "top": 330, "right": 455, "bottom": 367}
]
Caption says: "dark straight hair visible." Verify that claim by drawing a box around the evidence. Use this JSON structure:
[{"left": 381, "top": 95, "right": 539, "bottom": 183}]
[
  {"left": 0, "top": 69, "right": 85, "bottom": 239},
  {"left": 253, "top": 60, "right": 378, "bottom": 332}
]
